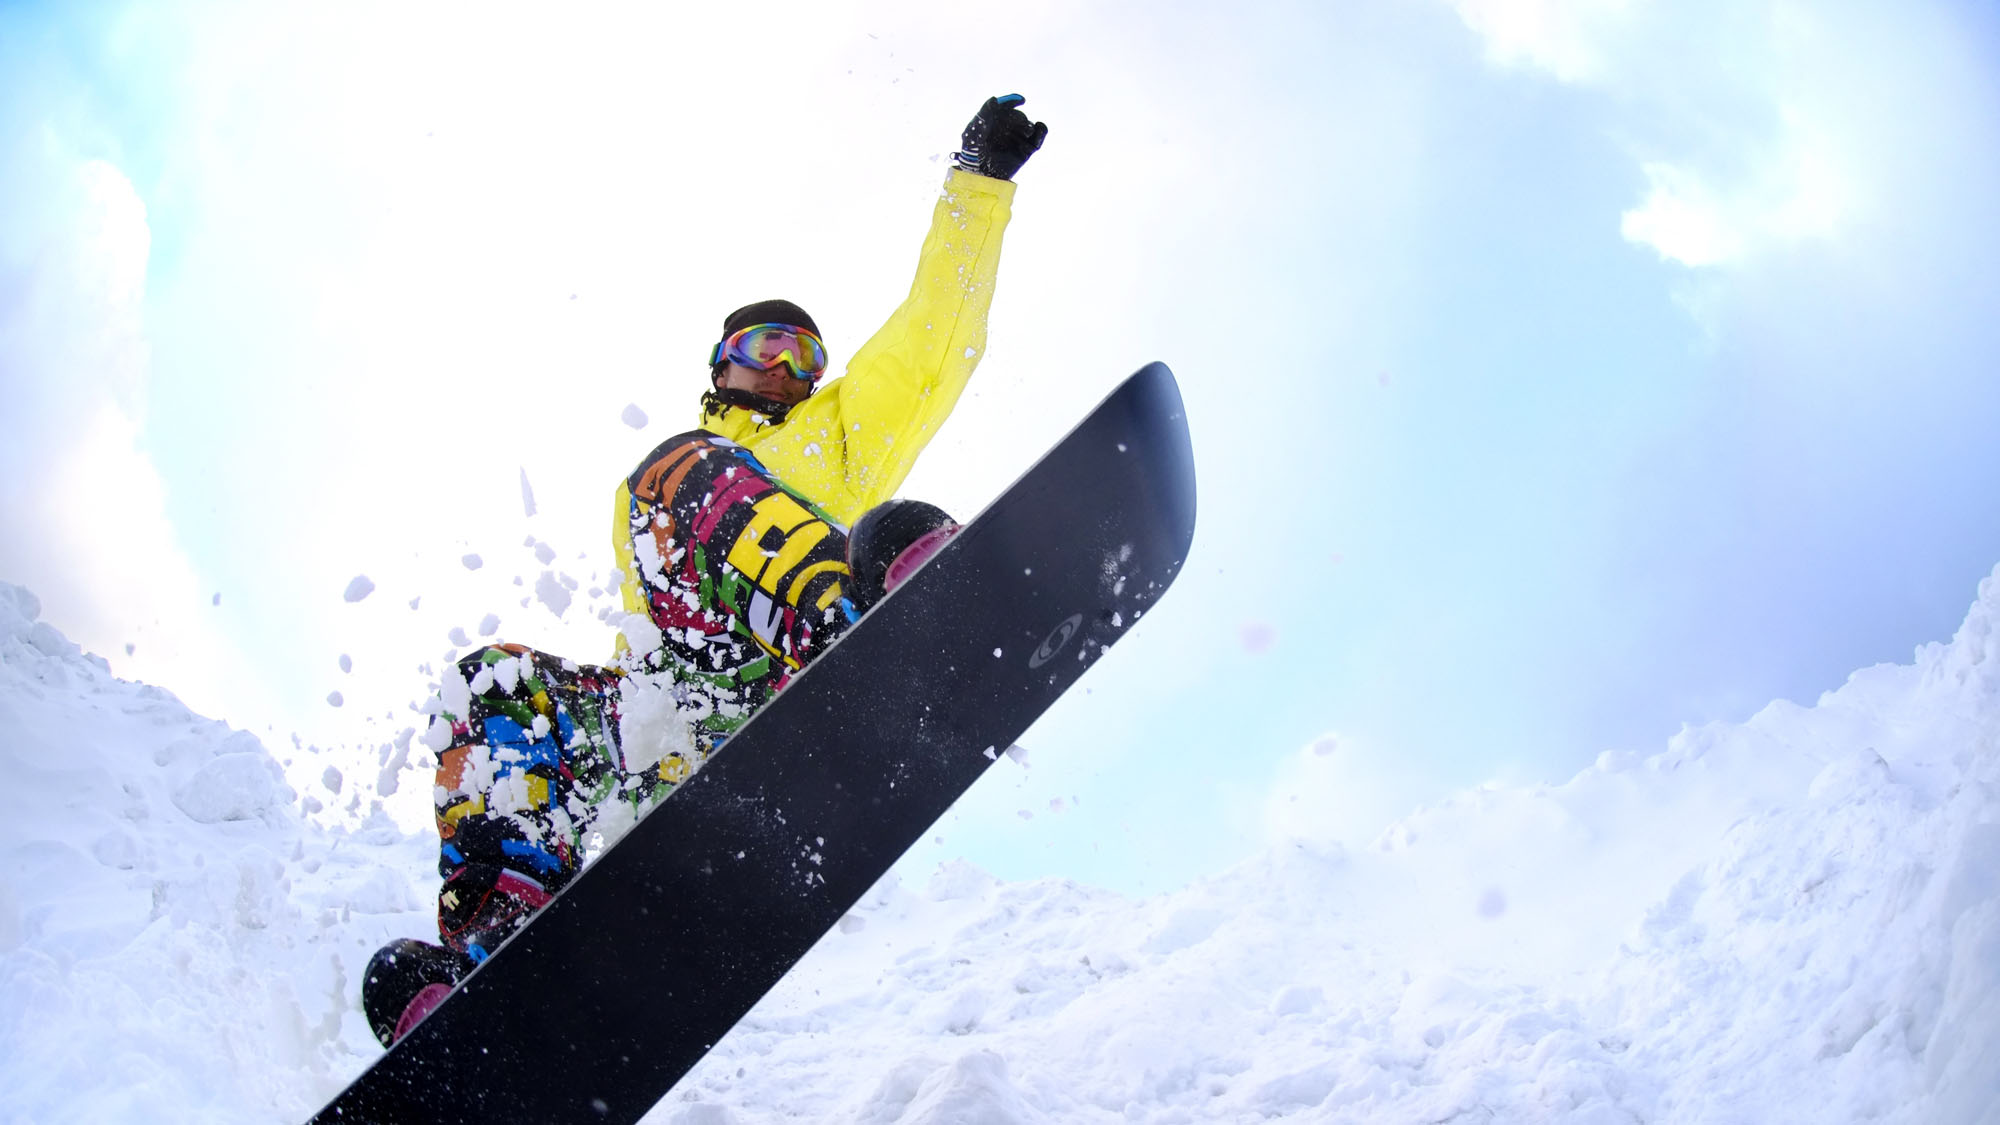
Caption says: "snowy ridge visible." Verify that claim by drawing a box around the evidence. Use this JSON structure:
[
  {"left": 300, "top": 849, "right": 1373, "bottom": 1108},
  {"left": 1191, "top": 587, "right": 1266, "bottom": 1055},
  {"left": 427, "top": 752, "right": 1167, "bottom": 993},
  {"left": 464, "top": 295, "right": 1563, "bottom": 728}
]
[
  {"left": 2, "top": 572, "right": 1999, "bottom": 1122},
  {"left": 0, "top": 583, "right": 433, "bottom": 1124}
]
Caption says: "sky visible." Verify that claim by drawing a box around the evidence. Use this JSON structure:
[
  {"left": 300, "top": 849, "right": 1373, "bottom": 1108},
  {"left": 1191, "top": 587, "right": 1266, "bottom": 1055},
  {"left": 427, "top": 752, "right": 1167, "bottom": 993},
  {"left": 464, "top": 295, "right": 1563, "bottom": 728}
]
[{"left": 3, "top": 0, "right": 1999, "bottom": 895}]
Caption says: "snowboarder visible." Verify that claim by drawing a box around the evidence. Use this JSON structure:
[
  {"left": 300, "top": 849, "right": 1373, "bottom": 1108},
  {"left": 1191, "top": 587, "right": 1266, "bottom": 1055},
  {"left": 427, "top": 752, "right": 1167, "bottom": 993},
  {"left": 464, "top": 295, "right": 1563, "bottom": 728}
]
[{"left": 363, "top": 94, "right": 1048, "bottom": 1048}]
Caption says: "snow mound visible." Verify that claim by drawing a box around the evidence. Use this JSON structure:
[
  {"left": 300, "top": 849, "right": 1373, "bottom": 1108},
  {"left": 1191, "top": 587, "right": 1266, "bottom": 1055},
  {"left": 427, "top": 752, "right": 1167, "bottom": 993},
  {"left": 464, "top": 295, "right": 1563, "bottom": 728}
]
[
  {"left": 3, "top": 567, "right": 1999, "bottom": 1123},
  {"left": 0, "top": 581, "right": 436, "bottom": 1123},
  {"left": 657, "top": 567, "right": 2000, "bottom": 1124}
]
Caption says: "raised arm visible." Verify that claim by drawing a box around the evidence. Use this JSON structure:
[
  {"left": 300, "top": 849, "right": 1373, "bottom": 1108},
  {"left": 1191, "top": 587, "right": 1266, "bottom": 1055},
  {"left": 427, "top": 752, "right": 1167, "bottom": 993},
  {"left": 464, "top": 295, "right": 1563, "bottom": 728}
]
[{"left": 781, "top": 95, "right": 1048, "bottom": 521}]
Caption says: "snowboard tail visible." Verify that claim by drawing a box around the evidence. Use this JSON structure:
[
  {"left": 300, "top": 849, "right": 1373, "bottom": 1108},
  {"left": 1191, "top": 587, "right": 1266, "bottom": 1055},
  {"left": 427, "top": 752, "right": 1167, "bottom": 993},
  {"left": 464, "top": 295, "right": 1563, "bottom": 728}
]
[{"left": 311, "top": 362, "right": 1197, "bottom": 1124}]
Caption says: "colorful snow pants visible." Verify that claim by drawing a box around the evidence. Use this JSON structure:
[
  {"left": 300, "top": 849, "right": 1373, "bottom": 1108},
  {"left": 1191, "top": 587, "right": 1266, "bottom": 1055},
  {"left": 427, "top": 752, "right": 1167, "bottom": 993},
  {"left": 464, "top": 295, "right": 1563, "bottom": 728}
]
[
  {"left": 429, "top": 431, "right": 859, "bottom": 958},
  {"left": 429, "top": 645, "right": 627, "bottom": 958}
]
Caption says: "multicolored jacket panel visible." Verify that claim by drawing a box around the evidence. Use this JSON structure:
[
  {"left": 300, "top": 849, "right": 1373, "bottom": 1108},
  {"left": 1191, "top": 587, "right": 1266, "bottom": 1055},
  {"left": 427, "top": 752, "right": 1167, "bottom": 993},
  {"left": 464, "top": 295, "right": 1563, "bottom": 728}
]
[{"left": 619, "top": 431, "right": 853, "bottom": 742}]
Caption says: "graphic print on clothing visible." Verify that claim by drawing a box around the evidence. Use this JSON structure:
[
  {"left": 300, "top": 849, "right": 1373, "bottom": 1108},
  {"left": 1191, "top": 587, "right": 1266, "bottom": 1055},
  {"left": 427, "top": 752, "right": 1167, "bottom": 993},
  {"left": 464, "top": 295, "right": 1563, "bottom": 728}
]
[
  {"left": 430, "top": 644, "right": 676, "bottom": 959},
  {"left": 622, "top": 430, "right": 858, "bottom": 746},
  {"left": 430, "top": 436, "right": 856, "bottom": 959}
]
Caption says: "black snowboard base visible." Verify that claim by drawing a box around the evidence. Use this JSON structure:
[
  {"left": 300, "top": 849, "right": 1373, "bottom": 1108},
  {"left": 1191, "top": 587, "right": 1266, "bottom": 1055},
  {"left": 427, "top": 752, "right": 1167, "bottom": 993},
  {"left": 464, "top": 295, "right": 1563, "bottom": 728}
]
[{"left": 310, "top": 362, "right": 1197, "bottom": 1124}]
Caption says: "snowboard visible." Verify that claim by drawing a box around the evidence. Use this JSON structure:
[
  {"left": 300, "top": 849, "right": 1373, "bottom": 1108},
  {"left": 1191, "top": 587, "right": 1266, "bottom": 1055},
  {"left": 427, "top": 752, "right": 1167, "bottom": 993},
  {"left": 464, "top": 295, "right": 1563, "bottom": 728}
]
[{"left": 310, "top": 362, "right": 1198, "bottom": 1124}]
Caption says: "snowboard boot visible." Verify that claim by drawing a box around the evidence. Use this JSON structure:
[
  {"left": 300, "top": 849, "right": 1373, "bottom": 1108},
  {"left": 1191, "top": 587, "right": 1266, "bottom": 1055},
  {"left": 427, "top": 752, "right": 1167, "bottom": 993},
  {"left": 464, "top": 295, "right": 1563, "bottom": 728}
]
[
  {"left": 362, "top": 937, "right": 476, "bottom": 1047},
  {"left": 845, "top": 499, "right": 960, "bottom": 611}
]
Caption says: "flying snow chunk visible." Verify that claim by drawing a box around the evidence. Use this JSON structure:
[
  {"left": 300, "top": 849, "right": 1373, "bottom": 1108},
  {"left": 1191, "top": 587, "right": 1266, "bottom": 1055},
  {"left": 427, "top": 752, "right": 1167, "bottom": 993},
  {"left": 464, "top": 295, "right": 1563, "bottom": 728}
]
[
  {"left": 343, "top": 575, "right": 376, "bottom": 602},
  {"left": 172, "top": 752, "right": 294, "bottom": 822},
  {"left": 423, "top": 716, "right": 455, "bottom": 752},
  {"left": 321, "top": 766, "right": 344, "bottom": 794},
  {"left": 326, "top": 691, "right": 345, "bottom": 707},
  {"left": 462, "top": 553, "right": 484, "bottom": 570},
  {"left": 536, "top": 571, "right": 572, "bottom": 617},
  {"left": 478, "top": 613, "right": 501, "bottom": 637},
  {"left": 534, "top": 542, "right": 557, "bottom": 565},
  {"left": 621, "top": 403, "right": 649, "bottom": 429},
  {"left": 211, "top": 592, "right": 221, "bottom": 606},
  {"left": 378, "top": 733, "right": 415, "bottom": 797},
  {"left": 519, "top": 468, "right": 537, "bottom": 517},
  {"left": 617, "top": 613, "right": 664, "bottom": 656},
  {"left": 448, "top": 626, "right": 472, "bottom": 646},
  {"left": 339, "top": 654, "right": 353, "bottom": 674}
]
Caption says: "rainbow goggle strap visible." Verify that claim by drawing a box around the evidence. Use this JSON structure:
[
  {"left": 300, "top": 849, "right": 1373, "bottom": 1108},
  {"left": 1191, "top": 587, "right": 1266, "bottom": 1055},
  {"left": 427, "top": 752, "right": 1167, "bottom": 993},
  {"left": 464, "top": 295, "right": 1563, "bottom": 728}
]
[{"left": 708, "top": 323, "right": 829, "bottom": 381}]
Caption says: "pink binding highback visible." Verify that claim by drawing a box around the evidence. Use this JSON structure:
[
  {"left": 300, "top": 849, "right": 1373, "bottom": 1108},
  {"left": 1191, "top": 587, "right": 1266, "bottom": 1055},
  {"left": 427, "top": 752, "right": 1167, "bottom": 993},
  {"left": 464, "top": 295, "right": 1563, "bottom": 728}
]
[{"left": 883, "top": 525, "right": 962, "bottom": 594}]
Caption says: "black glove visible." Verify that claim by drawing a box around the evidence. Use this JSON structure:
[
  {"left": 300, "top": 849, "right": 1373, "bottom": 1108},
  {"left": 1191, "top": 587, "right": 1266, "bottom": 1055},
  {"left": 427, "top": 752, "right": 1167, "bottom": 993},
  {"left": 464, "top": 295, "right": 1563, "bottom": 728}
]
[{"left": 952, "top": 94, "right": 1048, "bottom": 181}]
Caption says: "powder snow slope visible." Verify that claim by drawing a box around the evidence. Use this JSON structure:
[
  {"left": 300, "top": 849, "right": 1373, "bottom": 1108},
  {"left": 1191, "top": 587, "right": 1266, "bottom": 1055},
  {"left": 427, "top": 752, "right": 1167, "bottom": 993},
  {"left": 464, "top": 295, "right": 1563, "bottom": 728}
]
[
  {"left": 0, "top": 581, "right": 434, "bottom": 1124},
  {"left": 1, "top": 570, "right": 1997, "bottom": 1123}
]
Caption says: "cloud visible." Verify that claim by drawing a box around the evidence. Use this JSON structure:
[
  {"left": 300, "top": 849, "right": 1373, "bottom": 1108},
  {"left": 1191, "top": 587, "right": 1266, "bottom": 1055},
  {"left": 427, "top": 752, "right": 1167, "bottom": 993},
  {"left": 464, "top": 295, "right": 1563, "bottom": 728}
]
[
  {"left": 1444, "top": 0, "right": 1640, "bottom": 83},
  {"left": 1619, "top": 116, "right": 1853, "bottom": 268},
  {"left": 0, "top": 153, "right": 148, "bottom": 444},
  {"left": 1440, "top": 0, "right": 1918, "bottom": 271},
  {"left": 1618, "top": 162, "right": 1746, "bottom": 268},
  {"left": 0, "top": 151, "right": 263, "bottom": 719}
]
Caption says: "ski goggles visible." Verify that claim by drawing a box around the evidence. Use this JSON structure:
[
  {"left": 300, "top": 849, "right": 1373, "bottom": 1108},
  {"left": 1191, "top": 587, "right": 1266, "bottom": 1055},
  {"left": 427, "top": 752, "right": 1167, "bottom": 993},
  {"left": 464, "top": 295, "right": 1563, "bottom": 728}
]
[{"left": 708, "top": 323, "right": 828, "bottom": 380}]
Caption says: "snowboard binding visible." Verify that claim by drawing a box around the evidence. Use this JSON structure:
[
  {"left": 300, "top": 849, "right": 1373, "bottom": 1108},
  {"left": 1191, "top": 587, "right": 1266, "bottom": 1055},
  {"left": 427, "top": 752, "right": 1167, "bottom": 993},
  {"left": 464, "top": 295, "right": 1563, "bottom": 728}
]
[
  {"left": 362, "top": 938, "right": 475, "bottom": 1047},
  {"left": 845, "top": 500, "right": 960, "bottom": 612}
]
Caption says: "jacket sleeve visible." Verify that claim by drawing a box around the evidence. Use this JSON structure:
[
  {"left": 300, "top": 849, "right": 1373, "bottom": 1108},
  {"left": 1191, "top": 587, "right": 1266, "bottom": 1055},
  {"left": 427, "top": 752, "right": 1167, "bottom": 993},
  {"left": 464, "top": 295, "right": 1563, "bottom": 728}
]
[{"left": 811, "top": 169, "right": 1017, "bottom": 519}]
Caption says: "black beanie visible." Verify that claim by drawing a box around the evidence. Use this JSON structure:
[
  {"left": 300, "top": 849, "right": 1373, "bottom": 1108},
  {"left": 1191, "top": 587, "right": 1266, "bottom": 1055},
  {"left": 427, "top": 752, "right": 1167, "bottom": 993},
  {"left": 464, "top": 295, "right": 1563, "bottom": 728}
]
[{"left": 721, "top": 299, "right": 819, "bottom": 338}]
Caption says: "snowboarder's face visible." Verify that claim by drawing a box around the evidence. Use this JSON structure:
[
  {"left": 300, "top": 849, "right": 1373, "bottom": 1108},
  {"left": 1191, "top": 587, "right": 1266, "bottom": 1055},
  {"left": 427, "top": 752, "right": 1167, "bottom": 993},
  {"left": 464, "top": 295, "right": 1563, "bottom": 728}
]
[{"left": 716, "top": 361, "right": 813, "bottom": 408}]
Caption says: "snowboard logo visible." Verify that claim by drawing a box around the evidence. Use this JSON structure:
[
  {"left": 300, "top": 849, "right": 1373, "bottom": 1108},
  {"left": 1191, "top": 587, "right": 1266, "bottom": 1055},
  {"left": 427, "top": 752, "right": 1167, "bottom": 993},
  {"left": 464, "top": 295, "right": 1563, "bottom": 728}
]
[{"left": 1029, "top": 613, "right": 1084, "bottom": 668}]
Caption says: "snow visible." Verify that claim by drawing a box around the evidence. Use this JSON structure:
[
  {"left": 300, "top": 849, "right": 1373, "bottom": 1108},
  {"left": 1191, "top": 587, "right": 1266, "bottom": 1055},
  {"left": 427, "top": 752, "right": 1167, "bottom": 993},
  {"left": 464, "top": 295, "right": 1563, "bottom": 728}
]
[
  {"left": 4, "top": 569, "right": 2000, "bottom": 1123},
  {"left": 536, "top": 570, "right": 573, "bottom": 617},
  {"left": 617, "top": 612, "right": 665, "bottom": 657},
  {"left": 340, "top": 575, "right": 374, "bottom": 602},
  {"left": 623, "top": 403, "right": 651, "bottom": 429}
]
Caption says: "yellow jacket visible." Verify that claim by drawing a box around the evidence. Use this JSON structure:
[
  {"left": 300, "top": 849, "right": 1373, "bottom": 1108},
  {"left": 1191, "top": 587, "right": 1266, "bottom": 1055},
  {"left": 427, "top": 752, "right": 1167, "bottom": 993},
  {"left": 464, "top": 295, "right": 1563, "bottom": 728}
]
[
  {"left": 696, "top": 168, "right": 1016, "bottom": 525},
  {"left": 613, "top": 169, "right": 1017, "bottom": 638}
]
